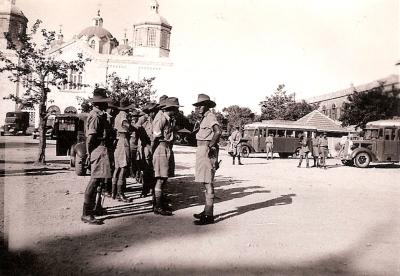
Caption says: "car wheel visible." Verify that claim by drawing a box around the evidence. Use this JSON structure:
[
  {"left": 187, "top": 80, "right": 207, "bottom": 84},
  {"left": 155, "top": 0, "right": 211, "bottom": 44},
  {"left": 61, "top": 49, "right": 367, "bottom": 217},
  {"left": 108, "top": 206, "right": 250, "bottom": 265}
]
[
  {"left": 241, "top": 146, "right": 250, "bottom": 158},
  {"left": 341, "top": 160, "right": 354, "bottom": 166},
  {"left": 354, "top": 152, "right": 370, "bottom": 168},
  {"left": 75, "top": 155, "right": 86, "bottom": 176}
]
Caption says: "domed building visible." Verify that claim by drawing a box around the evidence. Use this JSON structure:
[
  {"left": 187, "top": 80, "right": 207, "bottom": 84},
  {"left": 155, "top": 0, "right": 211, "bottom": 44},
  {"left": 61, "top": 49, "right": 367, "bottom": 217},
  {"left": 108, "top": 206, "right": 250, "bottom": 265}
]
[
  {"left": 77, "top": 10, "right": 118, "bottom": 55},
  {"left": 0, "top": 0, "right": 28, "bottom": 49},
  {"left": 0, "top": 0, "right": 173, "bottom": 127},
  {"left": 132, "top": 0, "right": 172, "bottom": 58}
]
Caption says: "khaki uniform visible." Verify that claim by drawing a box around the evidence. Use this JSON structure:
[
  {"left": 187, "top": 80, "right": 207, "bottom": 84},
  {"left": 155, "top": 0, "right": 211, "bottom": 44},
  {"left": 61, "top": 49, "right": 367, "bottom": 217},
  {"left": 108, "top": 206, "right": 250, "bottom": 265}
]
[
  {"left": 265, "top": 136, "right": 274, "bottom": 158},
  {"left": 319, "top": 137, "right": 329, "bottom": 167},
  {"left": 86, "top": 107, "right": 111, "bottom": 179},
  {"left": 311, "top": 137, "right": 320, "bottom": 157},
  {"left": 152, "top": 111, "right": 174, "bottom": 178},
  {"left": 195, "top": 111, "right": 219, "bottom": 183},
  {"left": 114, "top": 111, "right": 130, "bottom": 168},
  {"left": 229, "top": 130, "right": 242, "bottom": 156}
]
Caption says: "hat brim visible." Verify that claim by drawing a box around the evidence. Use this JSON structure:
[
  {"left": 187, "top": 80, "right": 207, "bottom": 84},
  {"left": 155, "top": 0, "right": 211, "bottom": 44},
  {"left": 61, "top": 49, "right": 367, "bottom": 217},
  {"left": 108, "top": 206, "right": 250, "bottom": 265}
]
[
  {"left": 89, "top": 98, "right": 112, "bottom": 103},
  {"left": 192, "top": 100, "right": 216, "bottom": 108},
  {"left": 162, "top": 104, "right": 183, "bottom": 110}
]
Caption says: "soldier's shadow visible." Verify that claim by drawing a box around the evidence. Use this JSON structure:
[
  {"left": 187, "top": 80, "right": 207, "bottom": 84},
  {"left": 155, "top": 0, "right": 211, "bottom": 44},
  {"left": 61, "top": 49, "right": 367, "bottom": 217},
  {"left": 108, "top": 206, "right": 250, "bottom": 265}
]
[
  {"left": 166, "top": 175, "right": 272, "bottom": 213},
  {"left": 214, "top": 194, "right": 296, "bottom": 223}
]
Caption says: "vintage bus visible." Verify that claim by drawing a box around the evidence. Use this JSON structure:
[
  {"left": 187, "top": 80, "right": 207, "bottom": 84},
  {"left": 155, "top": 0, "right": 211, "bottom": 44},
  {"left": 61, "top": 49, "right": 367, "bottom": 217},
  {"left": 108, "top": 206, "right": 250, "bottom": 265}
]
[
  {"left": 340, "top": 119, "right": 400, "bottom": 168},
  {"left": 240, "top": 121, "right": 317, "bottom": 158}
]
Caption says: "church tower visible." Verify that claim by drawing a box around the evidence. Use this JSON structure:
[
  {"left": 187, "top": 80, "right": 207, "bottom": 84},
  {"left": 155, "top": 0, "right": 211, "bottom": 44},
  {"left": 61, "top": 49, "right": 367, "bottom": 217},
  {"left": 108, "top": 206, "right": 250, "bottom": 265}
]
[
  {"left": 0, "top": 0, "right": 28, "bottom": 49},
  {"left": 132, "top": 0, "right": 172, "bottom": 58}
]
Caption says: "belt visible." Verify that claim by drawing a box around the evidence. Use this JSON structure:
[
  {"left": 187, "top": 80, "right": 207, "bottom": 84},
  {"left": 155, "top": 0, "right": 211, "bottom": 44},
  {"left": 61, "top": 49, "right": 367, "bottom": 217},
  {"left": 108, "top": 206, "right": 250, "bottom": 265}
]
[
  {"left": 197, "top": 140, "right": 211, "bottom": 146},
  {"left": 320, "top": 145, "right": 328, "bottom": 148}
]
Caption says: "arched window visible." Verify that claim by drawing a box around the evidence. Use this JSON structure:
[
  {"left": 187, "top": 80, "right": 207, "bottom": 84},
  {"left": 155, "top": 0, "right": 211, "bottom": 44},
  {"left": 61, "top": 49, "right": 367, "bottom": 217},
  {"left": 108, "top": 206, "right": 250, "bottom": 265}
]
[
  {"left": 322, "top": 105, "right": 327, "bottom": 115},
  {"left": 90, "top": 40, "right": 95, "bottom": 49},
  {"left": 331, "top": 104, "right": 337, "bottom": 120}
]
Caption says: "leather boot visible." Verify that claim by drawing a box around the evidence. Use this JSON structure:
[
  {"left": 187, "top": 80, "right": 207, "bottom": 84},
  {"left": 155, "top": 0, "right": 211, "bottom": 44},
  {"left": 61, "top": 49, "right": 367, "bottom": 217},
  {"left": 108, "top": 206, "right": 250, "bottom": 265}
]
[
  {"left": 111, "top": 178, "right": 117, "bottom": 199},
  {"left": 153, "top": 195, "right": 172, "bottom": 216},
  {"left": 117, "top": 181, "right": 132, "bottom": 203},
  {"left": 238, "top": 157, "right": 243, "bottom": 165},
  {"left": 193, "top": 211, "right": 205, "bottom": 219},
  {"left": 81, "top": 203, "right": 102, "bottom": 225},
  {"left": 194, "top": 214, "right": 214, "bottom": 225}
]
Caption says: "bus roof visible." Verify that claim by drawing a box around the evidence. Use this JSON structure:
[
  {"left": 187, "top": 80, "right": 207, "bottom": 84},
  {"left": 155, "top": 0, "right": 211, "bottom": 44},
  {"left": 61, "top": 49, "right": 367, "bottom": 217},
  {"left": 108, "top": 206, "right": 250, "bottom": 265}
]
[
  {"left": 366, "top": 119, "right": 400, "bottom": 128},
  {"left": 244, "top": 121, "right": 317, "bottom": 131}
]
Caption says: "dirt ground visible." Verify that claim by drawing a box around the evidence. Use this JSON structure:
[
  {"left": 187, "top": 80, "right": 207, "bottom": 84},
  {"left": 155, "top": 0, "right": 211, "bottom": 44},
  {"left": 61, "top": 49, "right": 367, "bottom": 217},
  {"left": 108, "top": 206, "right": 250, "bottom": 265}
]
[{"left": 1, "top": 136, "right": 399, "bottom": 276}]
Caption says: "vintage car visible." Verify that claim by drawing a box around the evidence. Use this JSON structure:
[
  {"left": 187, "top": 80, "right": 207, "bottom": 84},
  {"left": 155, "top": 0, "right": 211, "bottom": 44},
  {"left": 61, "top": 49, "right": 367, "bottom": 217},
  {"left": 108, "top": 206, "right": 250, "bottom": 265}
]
[
  {"left": 3, "top": 111, "right": 30, "bottom": 135},
  {"left": 340, "top": 119, "right": 400, "bottom": 168},
  {"left": 54, "top": 113, "right": 88, "bottom": 175}
]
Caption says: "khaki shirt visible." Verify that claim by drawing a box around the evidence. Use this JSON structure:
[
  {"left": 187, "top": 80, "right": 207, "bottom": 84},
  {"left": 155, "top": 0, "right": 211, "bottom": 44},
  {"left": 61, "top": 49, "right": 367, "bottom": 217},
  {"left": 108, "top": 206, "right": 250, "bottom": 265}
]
[
  {"left": 312, "top": 137, "right": 320, "bottom": 148},
  {"left": 86, "top": 106, "right": 108, "bottom": 151},
  {"left": 265, "top": 136, "right": 273, "bottom": 144},
  {"left": 320, "top": 137, "right": 328, "bottom": 147},
  {"left": 136, "top": 114, "right": 153, "bottom": 145},
  {"left": 196, "top": 111, "right": 219, "bottom": 141},
  {"left": 152, "top": 111, "right": 173, "bottom": 142},
  {"left": 114, "top": 111, "right": 129, "bottom": 133}
]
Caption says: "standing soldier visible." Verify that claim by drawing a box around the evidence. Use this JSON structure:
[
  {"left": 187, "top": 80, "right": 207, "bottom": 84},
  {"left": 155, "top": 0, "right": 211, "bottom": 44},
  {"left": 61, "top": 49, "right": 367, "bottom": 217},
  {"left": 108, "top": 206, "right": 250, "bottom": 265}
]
[
  {"left": 229, "top": 125, "right": 243, "bottom": 165},
  {"left": 128, "top": 107, "right": 140, "bottom": 181},
  {"left": 265, "top": 133, "right": 274, "bottom": 160},
  {"left": 103, "top": 100, "right": 118, "bottom": 198},
  {"left": 192, "top": 94, "right": 222, "bottom": 225},
  {"left": 136, "top": 102, "right": 158, "bottom": 197},
  {"left": 297, "top": 132, "right": 311, "bottom": 168},
  {"left": 152, "top": 97, "right": 181, "bottom": 216},
  {"left": 112, "top": 97, "right": 132, "bottom": 202},
  {"left": 319, "top": 132, "right": 329, "bottom": 169},
  {"left": 81, "top": 88, "right": 111, "bottom": 225},
  {"left": 311, "top": 132, "right": 320, "bottom": 167}
]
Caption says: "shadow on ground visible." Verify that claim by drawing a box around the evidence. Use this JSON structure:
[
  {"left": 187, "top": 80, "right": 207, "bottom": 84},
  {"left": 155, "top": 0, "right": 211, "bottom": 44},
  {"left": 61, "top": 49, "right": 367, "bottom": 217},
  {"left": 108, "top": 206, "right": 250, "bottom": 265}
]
[{"left": 1, "top": 221, "right": 396, "bottom": 276}]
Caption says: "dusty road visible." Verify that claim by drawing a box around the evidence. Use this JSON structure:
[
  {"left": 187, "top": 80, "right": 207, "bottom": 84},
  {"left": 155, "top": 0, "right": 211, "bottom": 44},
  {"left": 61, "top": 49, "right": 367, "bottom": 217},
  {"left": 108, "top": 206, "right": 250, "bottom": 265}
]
[{"left": 1, "top": 136, "right": 400, "bottom": 275}]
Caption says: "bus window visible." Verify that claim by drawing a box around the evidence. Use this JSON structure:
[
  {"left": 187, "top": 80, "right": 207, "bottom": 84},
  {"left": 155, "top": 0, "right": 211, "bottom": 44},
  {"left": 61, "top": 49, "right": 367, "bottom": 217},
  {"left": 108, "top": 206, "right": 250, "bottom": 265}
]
[
  {"left": 378, "top": 129, "right": 384, "bottom": 139},
  {"left": 295, "top": 130, "right": 303, "bottom": 138},
  {"left": 277, "top": 130, "right": 285, "bottom": 137},
  {"left": 243, "top": 129, "right": 253, "bottom": 138},
  {"left": 267, "top": 129, "right": 276, "bottom": 136},
  {"left": 384, "top": 128, "right": 395, "bottom": 140},
  {"left": 254, "top": 129, "right": 259, "bottom": 136},
  {"left": 286, "top": 130, "right": 294, "bottom": 137}
]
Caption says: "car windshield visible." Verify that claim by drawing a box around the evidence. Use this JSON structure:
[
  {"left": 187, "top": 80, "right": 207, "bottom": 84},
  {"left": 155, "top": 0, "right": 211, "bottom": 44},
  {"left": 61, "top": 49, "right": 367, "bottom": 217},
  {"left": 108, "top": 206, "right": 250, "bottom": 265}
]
[{"left": 364, "top": 129, "right": 379, "bottom": 140}]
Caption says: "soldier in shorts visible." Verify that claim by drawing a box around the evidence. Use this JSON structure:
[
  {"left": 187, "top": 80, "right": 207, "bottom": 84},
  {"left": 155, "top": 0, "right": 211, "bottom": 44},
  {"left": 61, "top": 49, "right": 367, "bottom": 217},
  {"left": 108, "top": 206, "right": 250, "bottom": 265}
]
[
  {"left": 152, "top": 97, "right": 181, "bottom": 216},
  {"left": 81, "top": 88, "right": 112, "bottom": 225},
  {"left": 192, "top": 94, "right": 222, "bottom": 225}
]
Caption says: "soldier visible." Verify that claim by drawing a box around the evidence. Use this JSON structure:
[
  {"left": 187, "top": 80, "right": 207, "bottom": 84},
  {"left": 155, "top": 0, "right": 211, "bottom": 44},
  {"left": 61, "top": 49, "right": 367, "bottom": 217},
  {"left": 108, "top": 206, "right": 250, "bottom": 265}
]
[
  {"left": 265, "top": 133, "right": 274, "bottom": 160},
  {"left": 319, "top": 132, "right": 329, "bottom": 169},
  {"left": 112, "top": 97, "right": 132, "bottom": 202},
  {"left": 152, "top": 97, "right": 181, "bottom": 216},
  {"left": 103, "top": 100, "right": 118, "bottom": 197},
  {"left": 229, "top": 125, "right": 243, "bottom": 165},
  {"left": 136, "top": 102, "right": 158, "bottom": 197},
  {"left": 192, "top": 94, "right": 222, "bottom": 225},
  {"left": 128, "top": 107, "right": 140, "bottom": 181},
  {"left": 297, "top": 132, "right": 311, "bottom": 168},
  {"left": 311, "top": 132, "right": 320, "bottom": 167},
  {"left": 81, "top": 88, "right": 112, "bottom": 225}
]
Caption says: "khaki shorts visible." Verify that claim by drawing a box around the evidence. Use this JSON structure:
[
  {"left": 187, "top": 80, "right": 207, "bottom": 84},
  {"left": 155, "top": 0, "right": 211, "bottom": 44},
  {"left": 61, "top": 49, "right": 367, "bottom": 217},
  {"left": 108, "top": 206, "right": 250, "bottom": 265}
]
[
  {"left": 90, "top": 145, "right": 111, "bottom": 179},
  {"left": 153, "top": 142, "right": 171, "bottom": 178}
]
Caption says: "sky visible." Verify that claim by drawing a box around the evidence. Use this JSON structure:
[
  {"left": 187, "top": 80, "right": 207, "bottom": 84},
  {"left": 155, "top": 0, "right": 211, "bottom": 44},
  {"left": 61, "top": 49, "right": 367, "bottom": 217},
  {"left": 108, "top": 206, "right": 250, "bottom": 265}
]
[{"left": 16, "top": 0, "right": 400, "bottom": 114}]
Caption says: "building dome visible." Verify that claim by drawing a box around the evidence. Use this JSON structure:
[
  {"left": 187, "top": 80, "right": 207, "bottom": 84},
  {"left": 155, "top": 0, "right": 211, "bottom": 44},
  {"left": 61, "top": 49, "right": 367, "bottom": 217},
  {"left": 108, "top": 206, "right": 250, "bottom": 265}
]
[
  {"left": 134, "top": 0, "right": 170, "bottom": 27},
  {"left": 77, "top": 26, "right": 113, "bottom": 39},
  {"left": 10, "top": 4, "right": 26, "bottom": 18}
]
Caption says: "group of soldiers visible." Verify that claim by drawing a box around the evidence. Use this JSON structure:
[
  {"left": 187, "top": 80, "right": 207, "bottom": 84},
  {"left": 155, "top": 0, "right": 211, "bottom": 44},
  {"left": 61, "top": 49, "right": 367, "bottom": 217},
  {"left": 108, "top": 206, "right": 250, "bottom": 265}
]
[
  {"left": 81, "top": 88, "right": 221, "bottom": 226},
  {"left": 298, "top": 132, "right": 329, "bottom": 169}
]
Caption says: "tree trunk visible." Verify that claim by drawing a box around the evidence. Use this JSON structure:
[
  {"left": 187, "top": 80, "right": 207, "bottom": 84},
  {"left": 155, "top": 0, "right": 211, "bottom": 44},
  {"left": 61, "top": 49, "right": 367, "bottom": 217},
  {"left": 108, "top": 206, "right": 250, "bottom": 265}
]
[{"left": 35, "top": 86, "right": 48, "bottom": 165}]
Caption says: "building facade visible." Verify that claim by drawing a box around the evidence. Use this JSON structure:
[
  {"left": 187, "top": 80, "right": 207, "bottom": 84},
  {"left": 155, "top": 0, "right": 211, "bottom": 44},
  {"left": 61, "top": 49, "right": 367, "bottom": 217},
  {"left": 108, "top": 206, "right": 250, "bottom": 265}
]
[
  {"left": 0, "top": 0, "right": 172, "bottom": 127},
  {"left": 307, "top": 74, "right": 400, "bottom": 121}
]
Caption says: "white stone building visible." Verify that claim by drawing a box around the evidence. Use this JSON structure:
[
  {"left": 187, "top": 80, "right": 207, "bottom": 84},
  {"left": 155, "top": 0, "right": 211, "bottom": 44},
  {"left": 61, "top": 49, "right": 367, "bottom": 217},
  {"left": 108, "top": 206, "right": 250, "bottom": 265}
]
[{"left": 0, "top": 0, "right": 172, "bottom": 127}]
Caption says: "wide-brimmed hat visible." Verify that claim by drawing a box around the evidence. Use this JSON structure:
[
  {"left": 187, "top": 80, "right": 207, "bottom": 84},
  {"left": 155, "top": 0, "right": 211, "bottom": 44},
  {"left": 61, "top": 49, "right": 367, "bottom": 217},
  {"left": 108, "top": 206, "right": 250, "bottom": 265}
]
[
  {"left": 142, "top": 102, "right": 159, "bottom": 113},
  {"left": 107, "top": 99, "right": 119, "bottom": 109},
  {"left": 192, "top": 94, "right": 216, "bottom": 108},
  {"left": 118, "top": 97, "right": 131, "bottom": 110},
  {"left": 129, "top": 108, "right": 141, "bottom": 117},
  {"left": 158, "top": 95, "right": 169, "bottom": 108},
  {"left": 162, "top": 97, "right": 182, "bottom": 110},
  {"left": 89, "top": 88, "right": 111, "bottom": 103}
]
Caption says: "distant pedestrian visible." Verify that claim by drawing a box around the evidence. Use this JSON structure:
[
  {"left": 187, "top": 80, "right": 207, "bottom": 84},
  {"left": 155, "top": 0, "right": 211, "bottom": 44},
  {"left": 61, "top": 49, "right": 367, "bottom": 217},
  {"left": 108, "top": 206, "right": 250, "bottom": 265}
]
[
  {"left": 81, "top": 88, "right": 112, "bottom": 225},
  {"left": 229, "top": 125, "right": 243, "bottom": 165},
  {"left": 265, "top": 133, "right": 274, "bottom": 160},
  {"left": 192, "top": 94, "right": 222, "bottom": 225},
  {"left": 311, "top": 132, "right": 320, "bottom": 167},
  {"left": 297, "top": 132, "right": 311, "bottom": 168},
  {"left": 319, "top": 132, "right": 329, "bottom": 169}
]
